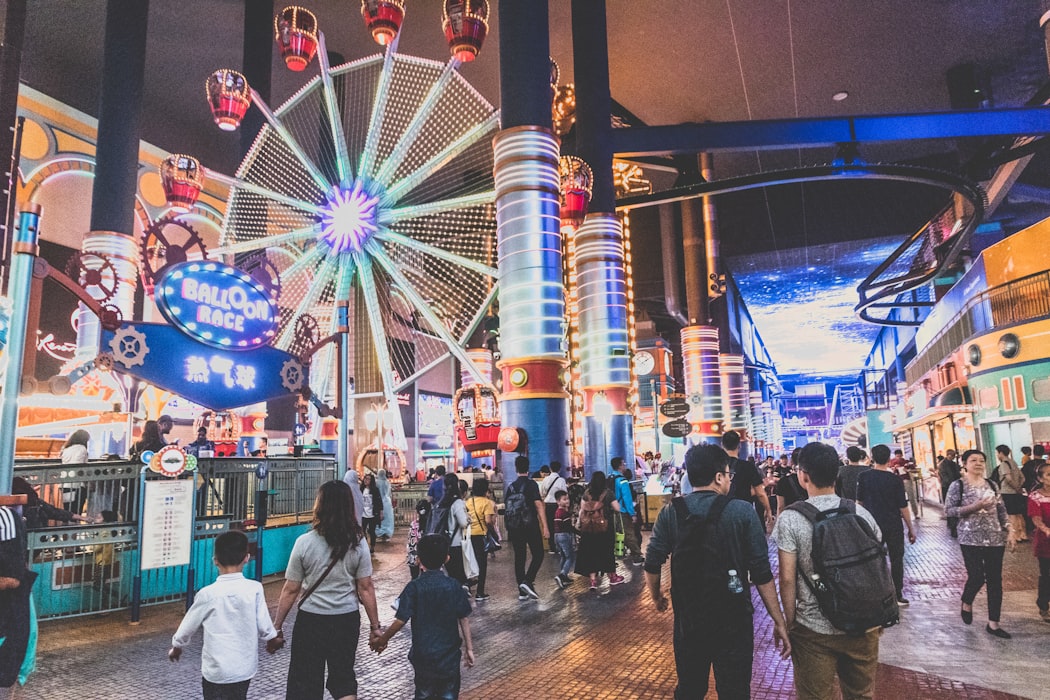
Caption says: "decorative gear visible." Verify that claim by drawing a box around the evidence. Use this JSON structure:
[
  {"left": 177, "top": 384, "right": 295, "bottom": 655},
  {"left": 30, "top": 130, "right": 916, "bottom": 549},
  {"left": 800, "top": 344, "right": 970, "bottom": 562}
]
[
  {"left": 140, "top": 214, "right": 207, "bottom": 289},
  {"left": 99, "top": 304, "right": 123, "bottom": 331},
  {"left": 239, "top": 252, "right": 282, "bottom": 301},
  {"left": 280, "top": 359, "right": 304, "bottom": 393},
  {"left": 66, "top": 252, "right": 118, "bottom": 303},
  {"left": 94, "top": 353, "right": 114, "bottom": 372},
  {"left": 109, "top": 327, "right": 149, "bottom": 368}
]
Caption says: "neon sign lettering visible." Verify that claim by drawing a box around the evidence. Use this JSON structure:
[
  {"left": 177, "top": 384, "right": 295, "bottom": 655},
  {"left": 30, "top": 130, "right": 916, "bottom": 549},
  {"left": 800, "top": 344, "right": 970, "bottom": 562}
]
[
  {"left": 185, "top": 355, "right": 258, "bottom": 390},
  {"left": 155, "top": 261, "right": 278, "bottom": 350}
]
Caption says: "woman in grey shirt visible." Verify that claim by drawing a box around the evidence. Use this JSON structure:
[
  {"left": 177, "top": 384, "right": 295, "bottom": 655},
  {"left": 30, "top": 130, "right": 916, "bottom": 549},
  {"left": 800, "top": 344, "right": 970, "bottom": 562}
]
[
  {"left": 944, "top": 449, "right": 1017, "bottom": 638},
  {"left": 273, "top": 480, "right": 381, "bottom": 699}
]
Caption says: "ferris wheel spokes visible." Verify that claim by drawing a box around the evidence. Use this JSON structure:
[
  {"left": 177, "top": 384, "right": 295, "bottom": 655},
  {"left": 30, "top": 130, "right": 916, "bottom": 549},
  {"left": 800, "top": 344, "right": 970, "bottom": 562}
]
[
  {"left": 211, "top": 224, "right": 321, "bottom": 257},
  {"left": 352, "top": 249, "right": 408, "bottom": 448},
  {"left": 383, "top": 191, "right": 495, "bottom": 224},
  {"left": 358, "top": 42, "right": 400, "bottom": 180},
  {"left": 459, "top": 283, "right": 499, "bottom": 346},
  {"left": 317, "top": 32, "right": 353, "bottom": 185},
  {"left": 375, "top": 229, "right": 497, "bottom": 277},
  {"left": 372, "top": 57, "right": 462, "bottom": 187},
  {"left": 249, "top": 89, "right": 331, "bottom": 192},
  {"left": 276, "top": 253, "right": 341, "bottom": 349},
  {"left": 366, "top": 240, "right": 487, "bottom": 385},
  {"left": 208, "top": 170, "right": 323, "bottom": 216},
  {"left": 279, "top": 245, "right": 326, "bottom": 281}
]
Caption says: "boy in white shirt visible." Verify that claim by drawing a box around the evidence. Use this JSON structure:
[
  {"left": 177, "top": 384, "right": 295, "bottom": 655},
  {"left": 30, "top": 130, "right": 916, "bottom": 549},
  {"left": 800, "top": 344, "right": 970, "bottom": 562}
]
[{"left": 168, "top": 531, "right": 279, "bottom": 700}]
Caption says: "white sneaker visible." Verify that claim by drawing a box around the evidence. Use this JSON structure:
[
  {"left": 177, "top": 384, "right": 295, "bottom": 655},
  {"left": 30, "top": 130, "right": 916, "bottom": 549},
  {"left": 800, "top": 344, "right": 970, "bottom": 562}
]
[{"left": 521, "top": 581, "right": 539, "bottom": 599}]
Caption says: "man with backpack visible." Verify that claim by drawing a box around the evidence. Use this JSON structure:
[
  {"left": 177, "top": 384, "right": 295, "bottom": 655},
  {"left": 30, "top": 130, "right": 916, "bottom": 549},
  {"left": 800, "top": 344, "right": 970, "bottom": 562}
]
[
  {"left": 504, "top": 456, "right": 548, "bottom": 601},
  {"left": 772, "top": 442, "right": 896, "bottom": 700},
  {"left": 644, "top": 444, "right": 791, "bottom": 700}
]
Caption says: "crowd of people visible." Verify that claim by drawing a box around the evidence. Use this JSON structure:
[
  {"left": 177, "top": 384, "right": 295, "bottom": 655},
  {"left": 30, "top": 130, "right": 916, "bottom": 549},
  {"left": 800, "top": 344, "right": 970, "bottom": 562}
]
[{"left": 157, "top": 431, "right": 1050, "bottom": 700}]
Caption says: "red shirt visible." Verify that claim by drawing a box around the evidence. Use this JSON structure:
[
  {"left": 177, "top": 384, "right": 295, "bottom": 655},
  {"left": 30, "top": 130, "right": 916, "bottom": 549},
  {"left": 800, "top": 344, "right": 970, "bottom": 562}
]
[{"left": 1028, "top": 490, "right": 1050, "bottom": 559}]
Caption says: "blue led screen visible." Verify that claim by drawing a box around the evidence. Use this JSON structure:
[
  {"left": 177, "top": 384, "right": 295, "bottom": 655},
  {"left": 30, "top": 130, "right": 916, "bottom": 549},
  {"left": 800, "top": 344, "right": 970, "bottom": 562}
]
[{"left": 727, "top": 237, "right": 901, "bottom": 375}]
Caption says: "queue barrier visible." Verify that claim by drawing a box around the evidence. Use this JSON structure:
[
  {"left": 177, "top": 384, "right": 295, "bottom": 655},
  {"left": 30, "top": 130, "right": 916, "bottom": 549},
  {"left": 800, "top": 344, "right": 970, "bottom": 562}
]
[{"left": 17, "top": 456, "right": 336, "bottom": 620}]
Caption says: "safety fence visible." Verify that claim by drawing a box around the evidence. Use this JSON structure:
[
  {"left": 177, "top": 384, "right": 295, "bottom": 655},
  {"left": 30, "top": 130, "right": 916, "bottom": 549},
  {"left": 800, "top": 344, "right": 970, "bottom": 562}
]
[{"left": 17, "top": 456, "right": 335, "bottom": 620}]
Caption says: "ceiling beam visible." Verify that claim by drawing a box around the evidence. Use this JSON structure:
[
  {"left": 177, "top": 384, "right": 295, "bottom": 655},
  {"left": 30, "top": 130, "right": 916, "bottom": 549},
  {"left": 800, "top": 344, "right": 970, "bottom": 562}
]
[{"left": 612, "top": 106, "right": 1050, "bottom": 157}]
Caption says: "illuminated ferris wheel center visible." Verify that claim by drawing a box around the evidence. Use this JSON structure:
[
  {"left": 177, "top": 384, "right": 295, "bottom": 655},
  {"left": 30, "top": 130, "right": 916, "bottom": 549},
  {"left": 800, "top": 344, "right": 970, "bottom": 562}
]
[{"left": 319, "top": 181, "right": 381, "bottom": 253}]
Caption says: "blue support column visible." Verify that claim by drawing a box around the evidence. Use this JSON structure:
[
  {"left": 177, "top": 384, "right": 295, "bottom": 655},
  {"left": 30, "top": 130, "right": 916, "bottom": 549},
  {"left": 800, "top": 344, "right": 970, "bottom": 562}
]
[
  {"left": 0, "top": 205, "right": 40, "bottom": 492},
  {"left": 495, "top": 0, "right": 569, "bottom": 486}
]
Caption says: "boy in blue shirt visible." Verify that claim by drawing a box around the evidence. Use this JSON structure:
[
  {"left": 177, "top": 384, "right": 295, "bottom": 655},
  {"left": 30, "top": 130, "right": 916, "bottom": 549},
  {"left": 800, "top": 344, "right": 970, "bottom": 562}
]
[
  {"left": 168, "top": 530, "right": 279, "bottom": 700},
  {"left": 371, "top": 534, "right": 474, "bottom": 699},
  {"left": 611, "top": 458, "right": 644, "bottom": 565}
]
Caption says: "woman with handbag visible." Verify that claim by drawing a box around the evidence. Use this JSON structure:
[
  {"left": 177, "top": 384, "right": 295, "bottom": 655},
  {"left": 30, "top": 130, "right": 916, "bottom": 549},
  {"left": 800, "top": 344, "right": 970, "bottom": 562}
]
[
  {"left": 574, "top": 472, "right": 624, "bottom": 591},
  {"left": 434, "top": 473, "right": 471, "bottom": 587},
  {"left": 466, "top": 478, "right": 497, "bottom": 601},
  {"left": 273, "top": 480, "right": 381, "bottom": 700}
]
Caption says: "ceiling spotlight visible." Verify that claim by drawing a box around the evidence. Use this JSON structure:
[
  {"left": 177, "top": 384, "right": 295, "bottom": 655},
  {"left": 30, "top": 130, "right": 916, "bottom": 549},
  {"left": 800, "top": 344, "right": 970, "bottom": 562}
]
[{"left": 832, "top": 91, "right": 849, "bottom": 102}]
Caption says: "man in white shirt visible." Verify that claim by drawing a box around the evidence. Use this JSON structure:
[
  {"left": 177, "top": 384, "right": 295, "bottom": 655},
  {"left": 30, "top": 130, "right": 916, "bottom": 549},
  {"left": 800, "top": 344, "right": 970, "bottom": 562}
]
[{"left": 541, "top": 461, "right": 567, "bottom": 554}]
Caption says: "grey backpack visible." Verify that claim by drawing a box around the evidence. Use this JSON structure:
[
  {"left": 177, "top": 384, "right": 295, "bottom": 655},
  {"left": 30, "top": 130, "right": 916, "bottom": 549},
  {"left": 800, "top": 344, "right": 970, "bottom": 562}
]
[{"left": 787, "top": 499, "right": 899, "bottom": 635}]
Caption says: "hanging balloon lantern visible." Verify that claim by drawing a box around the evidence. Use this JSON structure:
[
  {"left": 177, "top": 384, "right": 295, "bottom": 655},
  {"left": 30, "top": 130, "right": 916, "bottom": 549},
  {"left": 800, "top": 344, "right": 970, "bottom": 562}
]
[
  {"left": 454, "top": 384, "right": 501, "bottom": 453},
  {"left": 275, "top": 6, "right": 319, "bottom": 71},
  {"left": 361, "top": 0, "right": 405, "bottom": 46},
  {"left": 559, "top": 156, "right": 593, "bottom": 230},
  {"left": 442, "top": 0, "right": 489, "bottom": 62},
  {"left": 205, "top": 69, "right": 251, "bottom": 131},
  {"left": 160, "top": 154, "right": 204, "bottom": 211}
]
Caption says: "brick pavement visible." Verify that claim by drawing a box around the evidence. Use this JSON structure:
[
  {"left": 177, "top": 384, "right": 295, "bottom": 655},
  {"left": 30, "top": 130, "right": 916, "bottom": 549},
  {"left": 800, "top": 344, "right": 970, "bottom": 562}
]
[{"left": 19, "top": 500, "right": 1050, "bottom": 699}]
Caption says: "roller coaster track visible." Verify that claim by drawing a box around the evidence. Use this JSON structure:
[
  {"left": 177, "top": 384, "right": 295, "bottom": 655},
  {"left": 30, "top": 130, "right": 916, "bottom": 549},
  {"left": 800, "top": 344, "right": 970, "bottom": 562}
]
[{"left": 616, "top": 162, "right": 987, "bottom": 326}]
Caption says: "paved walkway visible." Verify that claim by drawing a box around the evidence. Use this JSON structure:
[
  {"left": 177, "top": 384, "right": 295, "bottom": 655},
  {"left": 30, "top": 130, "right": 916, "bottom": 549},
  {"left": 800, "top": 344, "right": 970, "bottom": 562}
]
[{"left": 19, "top": 501, "right": 1050, "bottom": 699}]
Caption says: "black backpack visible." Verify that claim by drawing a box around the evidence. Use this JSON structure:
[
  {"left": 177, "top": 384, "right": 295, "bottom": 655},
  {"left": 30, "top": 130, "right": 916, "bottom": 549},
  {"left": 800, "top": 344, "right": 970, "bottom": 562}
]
[
  {"left": 425, "top": 503, "right": 452, "bottom": 538},
  {"left": 787, "top": 499, "right": 899, "bottom": 635},
  {"left": 669, "top": 496, "right": 752, "bottom": 630},
  {"left": 503, "top": 480, "right": 535, "bottom": 530}
]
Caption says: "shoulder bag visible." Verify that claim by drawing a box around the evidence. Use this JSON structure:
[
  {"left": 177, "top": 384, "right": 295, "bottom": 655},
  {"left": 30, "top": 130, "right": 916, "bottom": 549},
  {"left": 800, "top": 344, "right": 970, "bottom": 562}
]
[{"left": 298, "top": 547, "right": 345, "bottom": 610}]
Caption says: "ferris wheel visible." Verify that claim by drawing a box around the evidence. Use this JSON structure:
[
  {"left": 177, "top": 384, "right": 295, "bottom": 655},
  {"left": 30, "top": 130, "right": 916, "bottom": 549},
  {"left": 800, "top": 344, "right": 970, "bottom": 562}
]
[{"left": 204, "top": 8, "right": 499, "bottom": 446}]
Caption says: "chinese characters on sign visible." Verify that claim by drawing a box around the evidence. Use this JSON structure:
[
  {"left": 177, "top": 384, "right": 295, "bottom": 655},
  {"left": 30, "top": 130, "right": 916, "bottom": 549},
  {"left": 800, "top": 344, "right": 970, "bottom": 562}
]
[
  {"left": 185, "top": 355, "right": 257, "bottom": 390},
  {"left": 140, "top": 479, "right": 194, "bottom": 570}
]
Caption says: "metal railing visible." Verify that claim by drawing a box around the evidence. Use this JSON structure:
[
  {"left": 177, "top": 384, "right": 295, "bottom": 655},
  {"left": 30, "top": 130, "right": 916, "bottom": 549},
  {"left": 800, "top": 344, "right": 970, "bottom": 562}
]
[
  {"left": 906, "top": 269, "right": 1050, "bottom": 385},
  {"left": 17, "top": 456, "right": 336, "bottom": 620}
]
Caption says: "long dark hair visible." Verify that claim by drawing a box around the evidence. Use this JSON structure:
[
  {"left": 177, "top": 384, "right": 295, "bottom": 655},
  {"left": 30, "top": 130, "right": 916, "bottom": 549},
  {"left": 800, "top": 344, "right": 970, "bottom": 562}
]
[
  {"left": 313, "top": 480, "right": 363, "bottom": 555},
  {"left": 587, "top": 471, "right": 607, "bottom": 500},
  {"left": 137, "top": 421, "right": 164, "bottom": 451},
  {"left": 63, "top": 430, "right": 90, "bottom": 449},
  {"left": 438, "top": 472, "right": 461, "bottom": 507}
]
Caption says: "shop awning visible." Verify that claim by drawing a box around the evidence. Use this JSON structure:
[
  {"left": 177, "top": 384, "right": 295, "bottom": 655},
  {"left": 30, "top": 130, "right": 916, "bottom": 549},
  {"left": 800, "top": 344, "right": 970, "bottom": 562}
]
[
  {"left": 932, "top": 385, "right": 972, "bottom": 408},
  {"left": 890, "top": 405, "right": 976, "bottom": 433}
]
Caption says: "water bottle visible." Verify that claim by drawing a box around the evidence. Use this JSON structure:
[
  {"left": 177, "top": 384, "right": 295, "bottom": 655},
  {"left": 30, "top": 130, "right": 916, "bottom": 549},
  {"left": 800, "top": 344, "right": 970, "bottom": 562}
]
[
  {"left": 727, "top": 569, "right": 744, "bottom": 594},
  {"left": 811, "top": 573, "right": 829, "bottom": 595}
]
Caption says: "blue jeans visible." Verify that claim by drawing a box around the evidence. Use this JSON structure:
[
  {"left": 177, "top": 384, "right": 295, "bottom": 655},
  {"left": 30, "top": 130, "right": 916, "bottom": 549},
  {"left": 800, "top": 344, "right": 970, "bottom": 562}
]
[
  {"left": 555, "top": 532, "right": 576, "bottom": 578},
  {"left": 414, "top": 674, "right": 461, "bottom": 699}
]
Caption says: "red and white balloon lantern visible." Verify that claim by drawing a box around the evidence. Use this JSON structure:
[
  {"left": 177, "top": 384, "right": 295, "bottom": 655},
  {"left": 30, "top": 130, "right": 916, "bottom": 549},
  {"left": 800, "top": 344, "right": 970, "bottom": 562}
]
[
  {"left": 160, "top": 154, "right": 204, "bottom": 211},
  {"left": 442, "top": 0, "right": 489, "bottom": 62},
  {"left": 559, "top": 156, "right": 593, "bottom": 231},
  {"left": 361, "top": 0, "right": 405, "bottom": 46},
  {"left": 274, "top": 6, "right": 319, "bottom": 71},
  {"left": 205, "top": 69, "right": 251, "bottom": 131}
]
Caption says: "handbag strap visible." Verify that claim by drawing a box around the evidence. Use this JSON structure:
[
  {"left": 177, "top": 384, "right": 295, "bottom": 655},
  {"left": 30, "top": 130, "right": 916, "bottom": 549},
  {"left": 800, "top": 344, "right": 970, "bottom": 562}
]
[{"left": 297, "top": 548, "right": 344, "bottom": 609}]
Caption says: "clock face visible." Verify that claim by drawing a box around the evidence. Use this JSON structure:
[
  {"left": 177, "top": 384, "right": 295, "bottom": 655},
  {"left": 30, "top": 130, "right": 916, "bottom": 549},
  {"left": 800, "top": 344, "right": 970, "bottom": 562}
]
[{"left": 633, "top": 351, "right": 656, "bottom": 376}]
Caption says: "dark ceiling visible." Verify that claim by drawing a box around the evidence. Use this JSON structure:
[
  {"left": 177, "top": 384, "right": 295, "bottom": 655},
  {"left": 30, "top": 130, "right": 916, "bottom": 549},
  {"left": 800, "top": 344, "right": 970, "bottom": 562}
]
[{"left": 12, "top": 1, "right": 1050, "bottom": 368}]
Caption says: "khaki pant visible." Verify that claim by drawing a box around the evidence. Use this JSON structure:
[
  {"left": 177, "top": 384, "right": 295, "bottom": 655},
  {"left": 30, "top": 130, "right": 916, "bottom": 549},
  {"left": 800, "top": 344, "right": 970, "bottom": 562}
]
[{"left": 789, "top": 623, "right": 880, "bottom": 700}]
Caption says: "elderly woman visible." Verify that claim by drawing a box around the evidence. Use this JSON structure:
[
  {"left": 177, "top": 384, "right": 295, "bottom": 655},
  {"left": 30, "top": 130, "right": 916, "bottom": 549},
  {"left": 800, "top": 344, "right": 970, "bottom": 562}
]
[
  {"left": 945, "top": 449, "right": 1017, "bottom": 638},
  {"left": 374, "top": 469, "right": 395, "bottom": 542},
  {"left": 273, "top": 480, "right": 381, "bottom": 699}
]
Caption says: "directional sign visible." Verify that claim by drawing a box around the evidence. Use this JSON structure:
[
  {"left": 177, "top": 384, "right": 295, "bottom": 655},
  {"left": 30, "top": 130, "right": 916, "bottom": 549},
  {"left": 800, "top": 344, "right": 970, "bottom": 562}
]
[
  {"left": 660, "top": 398, "right": 690, "bottom": 419},
  {"left": 662, "top": 418, "right": 692, "bottom": 438}
]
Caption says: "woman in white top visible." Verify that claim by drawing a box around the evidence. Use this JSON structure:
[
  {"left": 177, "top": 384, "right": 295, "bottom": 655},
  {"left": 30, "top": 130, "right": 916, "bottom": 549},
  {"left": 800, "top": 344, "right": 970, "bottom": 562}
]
[
  {"left": 59, "top": 429, "right": 89, "bottom": 516},
  {"left": 435, "top": 473, "right": 471, "bottom": 586},
  {"left": 273, "top": 480, "right": 381, "bottom": 700}
]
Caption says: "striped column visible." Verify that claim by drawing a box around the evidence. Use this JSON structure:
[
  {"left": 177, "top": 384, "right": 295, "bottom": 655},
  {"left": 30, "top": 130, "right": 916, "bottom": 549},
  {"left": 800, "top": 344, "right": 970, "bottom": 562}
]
[
  {"left": 720, "top": 353, "right": 749, "bottom": 435},
  {"left": 494, "top": 128, "right": 569, "bottom": 485},
  {"left": 681, "top": 325, "right": 723, "bottom": 440},
  {"left": 575, "top": 213, "right": 633, "bottom": 477}
]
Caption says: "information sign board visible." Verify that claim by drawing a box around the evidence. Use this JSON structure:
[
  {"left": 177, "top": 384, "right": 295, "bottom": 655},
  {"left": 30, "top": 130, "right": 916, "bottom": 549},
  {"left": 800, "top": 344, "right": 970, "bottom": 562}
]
[
  {"left": 662, "top": 418, "right": 692, "bottom": 438},
  {"left": 660, "top": 398, "right": 690, "bottom": 419},
  {"left": 140, "top": 479, "right": 194, "bottom": 570}
]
